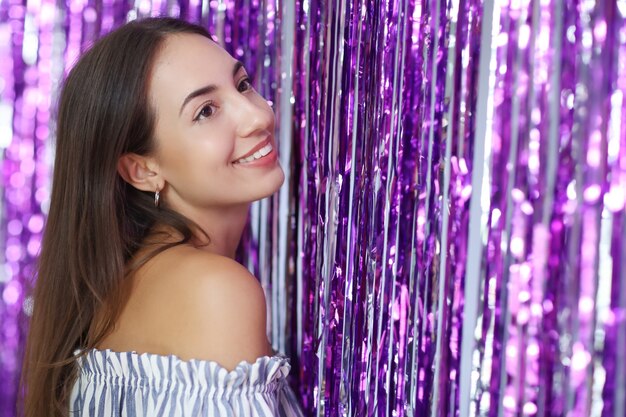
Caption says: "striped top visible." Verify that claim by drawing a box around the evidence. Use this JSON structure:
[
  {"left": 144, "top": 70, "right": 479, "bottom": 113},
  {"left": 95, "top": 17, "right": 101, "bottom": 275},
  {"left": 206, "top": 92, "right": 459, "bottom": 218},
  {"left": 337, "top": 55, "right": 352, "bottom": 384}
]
[{"left": 69, "top": 349, "right": 305, "bottom": 417}]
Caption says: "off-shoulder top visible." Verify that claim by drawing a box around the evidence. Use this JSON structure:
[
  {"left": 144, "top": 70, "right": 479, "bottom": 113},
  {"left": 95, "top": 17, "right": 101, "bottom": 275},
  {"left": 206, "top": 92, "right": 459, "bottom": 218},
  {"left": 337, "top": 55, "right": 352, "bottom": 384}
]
[{"left": 69, "top": 349, "right": 305, "bottom": 417}]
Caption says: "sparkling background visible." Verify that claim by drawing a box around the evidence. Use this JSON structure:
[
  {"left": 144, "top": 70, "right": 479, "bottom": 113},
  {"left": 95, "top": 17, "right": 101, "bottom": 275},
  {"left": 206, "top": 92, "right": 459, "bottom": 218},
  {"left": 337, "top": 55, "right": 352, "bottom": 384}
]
[{"left": 1, "top": 1, "right": 625, "bottom": 417}]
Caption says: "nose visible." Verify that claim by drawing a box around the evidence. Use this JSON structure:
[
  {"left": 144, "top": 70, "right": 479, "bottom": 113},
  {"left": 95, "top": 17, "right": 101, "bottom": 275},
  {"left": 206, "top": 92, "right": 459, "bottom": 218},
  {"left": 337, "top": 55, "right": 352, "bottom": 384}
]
[{"left": 232, "top": 93, "right": 274, "bottom": 138}]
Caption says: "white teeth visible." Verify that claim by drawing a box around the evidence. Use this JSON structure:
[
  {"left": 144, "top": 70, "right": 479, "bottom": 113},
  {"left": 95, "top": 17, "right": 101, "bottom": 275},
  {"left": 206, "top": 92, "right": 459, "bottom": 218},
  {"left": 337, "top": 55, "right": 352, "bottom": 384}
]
[
  {"left": 235, "top": 143, "right": 273, "bottom": 164},
  {"left": 259, "top": 144, "right": 272, "bottom": 156}
]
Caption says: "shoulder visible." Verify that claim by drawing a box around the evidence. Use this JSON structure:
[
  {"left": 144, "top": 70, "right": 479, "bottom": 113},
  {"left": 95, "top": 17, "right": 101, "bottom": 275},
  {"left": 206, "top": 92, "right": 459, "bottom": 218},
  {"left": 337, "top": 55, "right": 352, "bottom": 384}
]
[
  {"left": 123, "top": 244, "right": 273, "bottom": 370},
  {"left": 160, "top": 245, "right": 265, "bottom": 304}
]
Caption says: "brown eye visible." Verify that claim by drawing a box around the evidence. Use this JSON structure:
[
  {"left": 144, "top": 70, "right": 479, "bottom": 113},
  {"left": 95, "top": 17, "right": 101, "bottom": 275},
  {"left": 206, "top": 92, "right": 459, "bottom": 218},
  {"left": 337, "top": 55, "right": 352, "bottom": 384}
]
[
  {"left": 238, "top": 78, "right": 252, "bottom": 92},
  {"left": 194, "top": 103, "right": 216, "bottom": 122}
]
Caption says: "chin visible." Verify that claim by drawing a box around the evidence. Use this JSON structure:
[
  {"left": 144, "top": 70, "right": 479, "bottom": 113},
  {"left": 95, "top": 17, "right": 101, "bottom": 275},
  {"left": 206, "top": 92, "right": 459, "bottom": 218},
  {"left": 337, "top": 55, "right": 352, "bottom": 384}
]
[
  {"left": 263, "top": 167, "right": 285, "bottom": 197},
  {"left": 275, "top": 165, "right": 286, "bottom": 188},
  {"left": 246, "top": 166, "right": 285, "bottom": 202}
]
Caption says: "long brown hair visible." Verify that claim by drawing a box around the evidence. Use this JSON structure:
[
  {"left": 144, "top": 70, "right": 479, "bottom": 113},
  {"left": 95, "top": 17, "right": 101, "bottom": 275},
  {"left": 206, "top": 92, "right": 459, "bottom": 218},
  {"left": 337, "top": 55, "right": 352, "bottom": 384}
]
[{"left": 19, "top": 17, "right": 213, "bottom": 417}]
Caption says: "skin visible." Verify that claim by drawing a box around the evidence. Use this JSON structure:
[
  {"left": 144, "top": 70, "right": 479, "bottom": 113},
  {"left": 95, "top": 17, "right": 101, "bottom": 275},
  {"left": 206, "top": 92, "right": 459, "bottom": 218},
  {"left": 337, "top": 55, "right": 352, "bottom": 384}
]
[
  {"left": 119, "top": 32, "right": 285, "bottom": 258},
  {"left": 98, "top": 33, "right": 284, "bottom": 370}
]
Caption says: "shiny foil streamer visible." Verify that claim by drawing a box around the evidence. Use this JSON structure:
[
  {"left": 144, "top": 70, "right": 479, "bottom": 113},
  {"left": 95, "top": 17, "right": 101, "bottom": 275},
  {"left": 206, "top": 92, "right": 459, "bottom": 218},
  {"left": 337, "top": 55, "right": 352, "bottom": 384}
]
[
  {"left": 1, "top": 1, "right": 626, "bottom": 417},
  {"left": 462, "top": 1, "right": 626, "bottom": 417},
  {"left": 291, "top": 0, "right": 476, "bottom": 415}
]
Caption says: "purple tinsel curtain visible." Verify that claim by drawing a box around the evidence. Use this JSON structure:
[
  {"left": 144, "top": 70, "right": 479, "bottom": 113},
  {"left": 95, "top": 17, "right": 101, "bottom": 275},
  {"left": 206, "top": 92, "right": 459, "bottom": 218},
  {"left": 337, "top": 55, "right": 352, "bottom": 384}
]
[{"left": 1, "top": 1, "right": 625, "bottom": 416}]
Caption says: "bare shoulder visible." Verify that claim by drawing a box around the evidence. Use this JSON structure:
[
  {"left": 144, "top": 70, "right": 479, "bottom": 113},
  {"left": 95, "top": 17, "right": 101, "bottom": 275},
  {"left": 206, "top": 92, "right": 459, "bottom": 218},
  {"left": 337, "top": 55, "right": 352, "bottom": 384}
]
[{"left": 116, "top": 244, "right": 273, "bottom": 370}]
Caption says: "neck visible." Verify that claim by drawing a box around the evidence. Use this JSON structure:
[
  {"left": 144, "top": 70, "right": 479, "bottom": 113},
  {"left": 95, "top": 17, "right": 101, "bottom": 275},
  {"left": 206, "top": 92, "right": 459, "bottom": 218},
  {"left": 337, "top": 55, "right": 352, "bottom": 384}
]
[
  {"left": 152, "top": 203, "right": 250, "bottom": 259},
  {"left": 193, "top": 203, "right": 250, "bottom": 258}
]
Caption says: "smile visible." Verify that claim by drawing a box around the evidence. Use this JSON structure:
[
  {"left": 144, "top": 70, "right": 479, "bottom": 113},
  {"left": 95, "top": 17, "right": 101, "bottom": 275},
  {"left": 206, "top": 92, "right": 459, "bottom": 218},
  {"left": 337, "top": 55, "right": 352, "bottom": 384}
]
[{"left": 233, "top": 143, "right": 274, "bottom": 164}]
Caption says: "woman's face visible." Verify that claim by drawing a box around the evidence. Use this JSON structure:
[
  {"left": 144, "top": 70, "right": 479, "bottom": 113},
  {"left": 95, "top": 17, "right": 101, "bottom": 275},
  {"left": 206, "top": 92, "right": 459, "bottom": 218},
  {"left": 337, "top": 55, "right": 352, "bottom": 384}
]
[{"left": 148, "top": 33, "right": 284, "bottom": 211}]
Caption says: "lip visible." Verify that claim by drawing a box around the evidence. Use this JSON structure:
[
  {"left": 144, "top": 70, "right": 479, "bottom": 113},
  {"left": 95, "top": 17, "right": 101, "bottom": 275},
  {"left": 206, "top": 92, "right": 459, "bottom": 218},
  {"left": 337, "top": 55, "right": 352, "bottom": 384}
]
[
  {"left": 235, "top": 146, "right": 278, "bottom": 167},
  {"left": 233, "top": 137, "right": 272, "bottom": 163}
]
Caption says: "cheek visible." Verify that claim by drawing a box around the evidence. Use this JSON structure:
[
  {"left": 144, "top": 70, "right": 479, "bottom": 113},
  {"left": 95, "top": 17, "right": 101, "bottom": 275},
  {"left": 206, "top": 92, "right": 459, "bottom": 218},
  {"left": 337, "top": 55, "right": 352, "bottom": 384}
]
[
  {"left": 196, "top": 133, "right": 236, "bottom": 167},
  {"left": 160, "top": 128, "right": 234, "bottom": 167},
  {"left": 168, "top": 144, "right": 233, "bottom": 179}
]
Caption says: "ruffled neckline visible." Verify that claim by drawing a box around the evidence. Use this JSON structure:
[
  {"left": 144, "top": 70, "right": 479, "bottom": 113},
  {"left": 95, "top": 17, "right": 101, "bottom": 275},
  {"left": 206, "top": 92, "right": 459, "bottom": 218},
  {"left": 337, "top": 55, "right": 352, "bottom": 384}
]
[{"left": 76, "top": 348, "right": 292, "bottom": 392}]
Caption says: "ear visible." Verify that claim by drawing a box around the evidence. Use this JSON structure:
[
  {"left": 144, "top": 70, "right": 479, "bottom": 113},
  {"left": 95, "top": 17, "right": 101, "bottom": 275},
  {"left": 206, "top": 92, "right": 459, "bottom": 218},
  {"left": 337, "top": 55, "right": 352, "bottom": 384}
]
[{"left": 117, "top": 153, "right": 163, "bottom": 192}]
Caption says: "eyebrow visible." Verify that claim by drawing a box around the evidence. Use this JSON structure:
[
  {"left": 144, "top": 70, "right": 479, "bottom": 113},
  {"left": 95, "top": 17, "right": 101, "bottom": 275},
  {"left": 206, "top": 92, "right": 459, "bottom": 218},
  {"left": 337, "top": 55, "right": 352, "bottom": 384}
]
[{"left": 179, "top": 61, "right": 245, "bottom": 116}]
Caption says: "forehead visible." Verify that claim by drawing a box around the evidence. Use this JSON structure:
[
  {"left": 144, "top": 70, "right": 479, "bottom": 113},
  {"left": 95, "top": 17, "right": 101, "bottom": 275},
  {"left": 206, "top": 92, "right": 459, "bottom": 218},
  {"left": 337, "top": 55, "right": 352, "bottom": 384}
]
[{"left": 149, "top": 33, "right": 236, "bottom": 102}]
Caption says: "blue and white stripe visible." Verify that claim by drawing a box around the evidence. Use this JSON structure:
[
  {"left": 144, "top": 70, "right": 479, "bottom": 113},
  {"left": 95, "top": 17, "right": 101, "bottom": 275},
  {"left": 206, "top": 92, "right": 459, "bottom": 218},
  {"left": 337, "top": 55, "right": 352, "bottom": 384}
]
[{"left": 69, "top": 349, "right": 305, "bottom": 417}]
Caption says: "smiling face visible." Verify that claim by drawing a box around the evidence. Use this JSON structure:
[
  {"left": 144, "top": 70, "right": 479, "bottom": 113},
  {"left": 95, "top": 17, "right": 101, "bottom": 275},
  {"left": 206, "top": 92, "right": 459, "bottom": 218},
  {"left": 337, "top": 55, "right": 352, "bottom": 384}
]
[{"left": 148, "top": 33, "right": 284, "bottom": 213}]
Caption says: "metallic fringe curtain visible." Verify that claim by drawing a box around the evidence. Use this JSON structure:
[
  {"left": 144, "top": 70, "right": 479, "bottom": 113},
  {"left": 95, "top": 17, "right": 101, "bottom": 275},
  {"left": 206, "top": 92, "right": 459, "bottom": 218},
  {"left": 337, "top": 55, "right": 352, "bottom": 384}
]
[{"left": 1, "top": 1, "right": 625, "bottom": 416}]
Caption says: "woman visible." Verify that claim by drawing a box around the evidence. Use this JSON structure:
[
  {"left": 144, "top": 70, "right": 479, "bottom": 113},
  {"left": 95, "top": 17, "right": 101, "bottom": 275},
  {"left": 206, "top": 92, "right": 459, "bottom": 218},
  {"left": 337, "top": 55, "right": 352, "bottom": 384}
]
[{"left": 20, "top": 17, "right": 304, "bottom": 417}]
